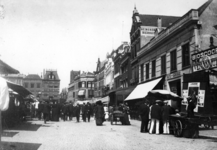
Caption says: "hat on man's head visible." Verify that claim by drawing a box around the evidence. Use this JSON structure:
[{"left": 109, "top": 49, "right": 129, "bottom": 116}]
[{"left": 156, "top": 100, "right": 162, "bottom": 103}]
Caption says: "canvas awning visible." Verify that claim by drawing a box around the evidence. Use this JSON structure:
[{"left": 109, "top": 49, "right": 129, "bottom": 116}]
[
  {"left": 94, "top": 96, "right": 110, "bottom": 104},
  {"left": 78, "top": 89, "right": 85, "bottom": 96},
  {"left": 6, "top": 80, "right": 32, "bottom": 98},
  {"left": 125, "top": 77, "right": 162, "bottom": 101},
  {"left": 0, "top": 59, "right": 19, "bottom": 74}
]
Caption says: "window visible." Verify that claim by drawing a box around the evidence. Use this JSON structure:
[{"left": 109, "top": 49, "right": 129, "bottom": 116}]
[
  {"left": 146, "top": 63, "right": 149, "bottom": 79},
  {"left": 31, "top": 83, "right": 34, "bottom": 88},
  {"left": 170, "top": 50, "right": 177, "bottom": 72},
  {"left": 182, "top": 43, "right": 190, "bottom": 68},
  {"left": 161, "top": 55, "right": 166, "bottom": 75},
  {"left": 88, "top": 82, "right": 91, "bottom": 88},
  {"left": 82, "top": 82, "right": 85, "bottom": 88},
  {"left": 24, "top": 83, "right": 28, "bottom": 88},
  {"left": 152, "top": 60, "right": 156, "bottom": 78},
  {"left": 37, "top": 83, "right": 40, "bottom": 88},
  {"left": 140, "top": 64, "right": 144, "bottom": 81}
]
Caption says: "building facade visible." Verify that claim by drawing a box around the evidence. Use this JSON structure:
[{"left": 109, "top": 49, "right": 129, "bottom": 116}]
[
  {"left": 42, "top": 69, "right": 60, "bottom": 101},
  {"left": 1, "top": 74, "right": 25, "bottom": 86},
  {"left": 68, "top": 71, "right": 95, "bottom": 103},
  {"left": 134, "top": 0, "right": 217, "bottom": 108},
  {"left": 23, "top": 74, "right": 43, "bottom": 98},
  {"left": 94, "top": 58, "right": 107, "bottom": 98},
  {"left": 130, "top": 7, "right": 180, "bottom": 87}
]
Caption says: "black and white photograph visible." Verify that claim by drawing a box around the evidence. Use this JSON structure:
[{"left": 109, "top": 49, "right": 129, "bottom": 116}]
[{"left": 0, "top": 0, "right": 217, "bottom": 149}]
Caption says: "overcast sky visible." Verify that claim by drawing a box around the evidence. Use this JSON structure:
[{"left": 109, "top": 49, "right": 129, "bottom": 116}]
[{"left": 0, "top": 0, "right": 208, "bottom": 90}]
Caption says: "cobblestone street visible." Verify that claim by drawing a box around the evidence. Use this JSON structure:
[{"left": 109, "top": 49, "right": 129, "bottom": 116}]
[{"left": 1, "top": 118, "right": 217, "bottom": 150}]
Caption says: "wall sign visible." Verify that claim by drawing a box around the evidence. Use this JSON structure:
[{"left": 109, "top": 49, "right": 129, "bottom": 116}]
[
  {"left": 192, "top": 46, "right": 217, "bottom": 72},
  {"left": 167, "top": 71, "right": 181, "bottom": 80}
]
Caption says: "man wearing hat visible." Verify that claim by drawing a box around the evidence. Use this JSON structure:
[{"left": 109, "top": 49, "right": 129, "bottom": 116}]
[
  {"left": 149, "top": 100, "right": 162, "bottom": 134},
  {"left": 162, "top": 101, "right": 171, "bottom": 134},
  {"left": 74, "top": 103, "right": 81, "bottom": 122},
  {"left": 138, "top": 101, "right": 150, "bottom": 133}
]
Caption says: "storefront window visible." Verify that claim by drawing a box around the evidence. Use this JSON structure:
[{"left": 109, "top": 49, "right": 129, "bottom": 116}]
[{"left": 140, "top": 64, "right": 144, "bottom": 81}]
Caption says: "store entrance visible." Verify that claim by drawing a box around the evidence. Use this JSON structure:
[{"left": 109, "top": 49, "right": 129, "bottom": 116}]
[{"left": 169, "top": 79, "right": 181, "bottom": 110}]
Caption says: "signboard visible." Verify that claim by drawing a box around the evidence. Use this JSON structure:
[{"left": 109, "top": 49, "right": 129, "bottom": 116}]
[
  {"left": 167, "top": 71, "right": 181, "bottom": 80},
  {"left": 192, "top": 46, "right": 217, "bottom": 72},
  {"left": 182, "top": 82, "right": 205, "bottom": 112}
]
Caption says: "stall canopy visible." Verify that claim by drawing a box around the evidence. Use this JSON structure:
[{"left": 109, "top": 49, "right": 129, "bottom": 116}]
[
  {"left": 0, "top": 59, "right": 19, "bottom": 74},
  {"left": 125, "top": 77, "right": 162, "bottom": 101},
  {"left": 6, "top": 80, "right": 32, "bottom": 98},
  {"left": 94, "top": 96, "right": 110, "bottom": 104}
]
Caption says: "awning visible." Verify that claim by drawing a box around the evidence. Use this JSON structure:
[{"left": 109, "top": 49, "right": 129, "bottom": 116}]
[
  {"left": 125, "top": 77, "right": 162, "bottom": 101},
  {"left": 78, "top": 89, "right": 85, "bottom": 96},
  {"left": 94, "top": 96, "right": 110, "bottom": 104},
  {"left": 0, "top": 59, "right": 19, "bottom": 74},
  {"left": 6, "top": 80, "right": 32, "bottom": 98}
]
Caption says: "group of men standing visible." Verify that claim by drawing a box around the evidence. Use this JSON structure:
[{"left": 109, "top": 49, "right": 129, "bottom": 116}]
[
  {"left": 138, "top": 100, "right": 175, "bottom": 135},
  {"left": 36, "top": 101, "right": 94, "bottom": 124}
]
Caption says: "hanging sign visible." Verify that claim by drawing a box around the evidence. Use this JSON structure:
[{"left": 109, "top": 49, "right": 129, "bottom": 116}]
[{"left": 192, "top": 46, "right": 217, "bottom": 72}]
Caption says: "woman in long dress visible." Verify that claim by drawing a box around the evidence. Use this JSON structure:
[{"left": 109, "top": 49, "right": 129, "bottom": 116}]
[{"left": 95, "top": 101, "right": 105, "bottom": 126}]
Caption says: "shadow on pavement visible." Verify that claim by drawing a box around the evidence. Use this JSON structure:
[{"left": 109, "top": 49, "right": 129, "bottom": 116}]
[
  {"left": 199, "top": 135, "right": 217, "bottom": 142},
  {"left": 1, "top": 131, "right": 19, "bottom": 137},
  {"left": 0, "top": 141, "right": 41, "bottom": 150},
  {"left": 3, "top": 122, "right": 48, "bottom": 131}
]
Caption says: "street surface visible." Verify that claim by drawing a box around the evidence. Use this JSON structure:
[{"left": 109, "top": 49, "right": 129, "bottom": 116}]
[{"left": 1, "top": 118, "right": 217, "bottom": 150}]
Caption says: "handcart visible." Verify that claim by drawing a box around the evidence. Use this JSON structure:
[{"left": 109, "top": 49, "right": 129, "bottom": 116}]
[{"left": 110, "top": 110, "right": 125, "bottom": 125}]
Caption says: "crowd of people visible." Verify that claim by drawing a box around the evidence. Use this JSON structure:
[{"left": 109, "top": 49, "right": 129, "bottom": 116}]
[
  {"left": 138, "top": 100, "right": 176, "bottom": 135},
  {"left": 34, "top": 101, "right": 95, "bottom": 124}
]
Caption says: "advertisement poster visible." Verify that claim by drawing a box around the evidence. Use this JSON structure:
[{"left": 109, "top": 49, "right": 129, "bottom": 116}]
[
  {"left": 198, "top": 90, "right": 205, "bottom": 107},
  {"left": 182, "top": 90, "right": 188, "bottom": 105},
  {"left": 188, "top": 82, "right": 200, "bottom": 112}
]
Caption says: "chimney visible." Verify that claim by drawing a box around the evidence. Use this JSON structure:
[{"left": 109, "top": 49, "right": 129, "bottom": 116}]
[{"left": 157, "top": 18, "right": 162, "bottom": 28}]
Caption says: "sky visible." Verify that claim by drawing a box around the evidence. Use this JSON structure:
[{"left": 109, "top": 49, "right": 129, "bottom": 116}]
[{"left": 0, "top": 0, "right": 208, "bottom": 90}]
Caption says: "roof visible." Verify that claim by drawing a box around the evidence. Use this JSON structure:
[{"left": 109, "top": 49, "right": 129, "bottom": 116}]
[
  {"left": 44, "top": 70, "right": 60, "bottom": 80},
  {"left": 25, "top": 74, "right": 41, "bottom": 80},
  {"left": 139, "top": 14, "right": 180, "bottom": 27},
  {"left": 197, "top": 0, "right": 213, "bottom": 15}
]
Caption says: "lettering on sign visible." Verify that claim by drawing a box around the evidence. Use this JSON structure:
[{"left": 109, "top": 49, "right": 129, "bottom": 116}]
[
  {"left": 192, "top": 47, "right": 217, "bottom": 72},
  {"left": 167, "top": 71, "right": 181, "bottom": 80}
]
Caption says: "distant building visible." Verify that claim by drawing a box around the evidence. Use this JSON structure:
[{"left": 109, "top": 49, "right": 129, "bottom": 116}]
[
  {"left": 23, "top": 74, "right": 43, "bottom": 98},
  {"left": 1, "top": 74, "right": 25, "bottom": 86},
  {"left": 41, "top": 69, "right": 60, "bottom": 101},
  {"left": 68, "top": 71, "right": 95, "bottom": 103}
]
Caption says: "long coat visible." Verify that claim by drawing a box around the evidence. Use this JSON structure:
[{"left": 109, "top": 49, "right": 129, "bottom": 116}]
[
  {"left": 74, "top": 105, "right": 81, "bottom": 116},
  {"left": 138, "top": 103, "right": 150, "bottom": 120},
  {"left": 150, "top": 104, "right": 162, "bottom": 120},
  {"left": 42, "top": 103, "right": 50, "bottom": 114},
  {"left": 162, "top": 105, "right": 171, "bottom": 121}
]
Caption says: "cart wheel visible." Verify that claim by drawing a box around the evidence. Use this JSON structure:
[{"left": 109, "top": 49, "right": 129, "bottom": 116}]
[
  {"left": 174, "top": 120, "right": 183, "bottom": 137},
  {"left": 111, "top": 115, "right": 113, "bottom": 125}
]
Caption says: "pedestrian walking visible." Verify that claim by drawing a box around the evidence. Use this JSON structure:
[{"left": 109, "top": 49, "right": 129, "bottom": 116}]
[
  {"left": 162, "top": 101, "right": 171, "bottom": 134},
  {"left": 75, "top": 103, "right": 81, "bottom": 122},
  {"left": 81, "top": 103, "right": 87, "bottom": 122},
  {"left": 51, "top": 101, "right": 59, "bottom": 121},
  {"left": 94, "top": 101, "right": 105, "bottom": 126},
  {"left": 149, "top": 100, "right": 162, "bottom": 134},
  {"left": 62, "top": 103, "right": 68, "bottom": 121},
  {"left": 43, "top": 101, "right": 50, "bottom": 124},
  {"left": 69, "top": 101, "right": 74, "bottom": 121},
  {"left": 38, "top": 101, "right": 43, "bottom": 120},
  {"left": 138, "top": 101, "right": 149, "bottom": 133},
  {"left": 86, "top": 102, "right": 92, "bottom": 122}
]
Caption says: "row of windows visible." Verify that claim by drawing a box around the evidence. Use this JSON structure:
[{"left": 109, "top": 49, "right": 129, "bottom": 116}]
[
  {"left": 24, "top": 83, "right": 41, "bottom": 88},
  {"left": 140, "top": 43, "right": 190, "bottom": 81}
]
